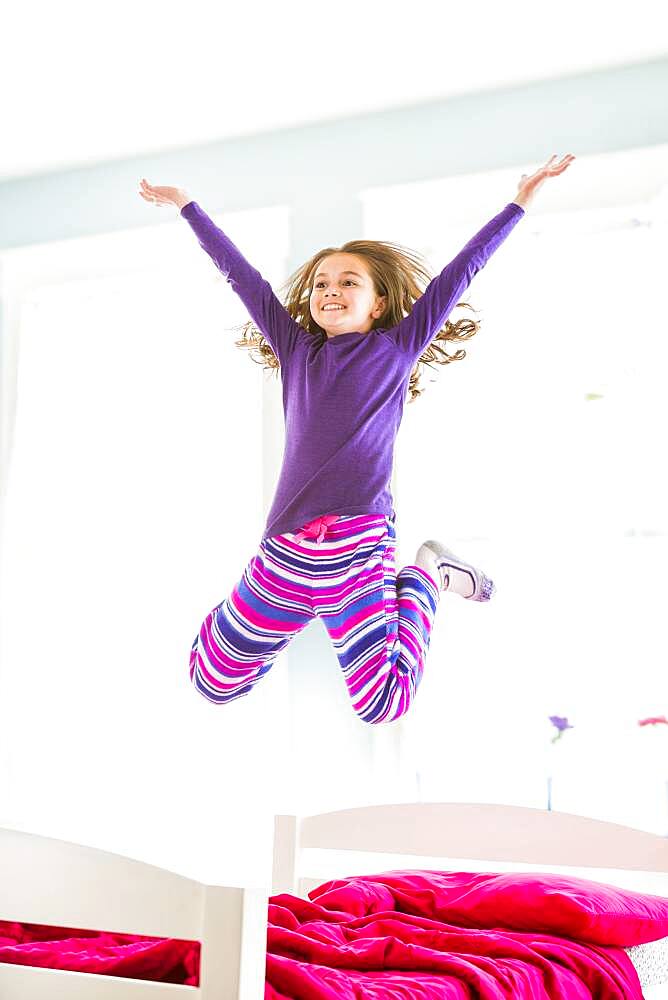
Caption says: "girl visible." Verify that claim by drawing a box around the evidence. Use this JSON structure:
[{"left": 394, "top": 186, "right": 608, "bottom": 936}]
[{"left": 139, "top": 153, "right": 574, "bottom": 725}]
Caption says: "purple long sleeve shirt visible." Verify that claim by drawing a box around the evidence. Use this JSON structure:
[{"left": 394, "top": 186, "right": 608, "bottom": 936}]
[{"left": 181, "top": 200, "right": 525, "bottom": 541}]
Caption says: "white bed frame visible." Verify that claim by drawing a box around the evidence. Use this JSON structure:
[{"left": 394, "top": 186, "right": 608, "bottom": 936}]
[
  {"left": 2, "top": 805, "right": 668, "bottom": 1000},
  {"left": 0, "top": 825, "right": 267, "bottom": 999},
  {"left": 273, "top": 803, "right": 668, "bottom": 896}
]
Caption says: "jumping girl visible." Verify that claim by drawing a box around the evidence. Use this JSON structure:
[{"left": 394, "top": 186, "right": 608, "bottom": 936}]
[{"left": 139, "top": 153, "right": 574, "bottom": 725}]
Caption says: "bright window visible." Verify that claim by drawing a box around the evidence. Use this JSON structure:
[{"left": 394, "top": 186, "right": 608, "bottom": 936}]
[
  {"left": 0, "top": 205, "right": 289, "bottom": 882},
  {"left": 362, "top": 148, "right": 668, "bottom": 833}
]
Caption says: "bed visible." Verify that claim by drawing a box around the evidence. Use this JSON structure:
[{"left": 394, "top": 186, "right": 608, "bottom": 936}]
[
  {"left": 2, "top": 804, "right": 668, "bottom": 998},
  {"left": 272, "top": 803, "right": 668, "bottom": 999}
]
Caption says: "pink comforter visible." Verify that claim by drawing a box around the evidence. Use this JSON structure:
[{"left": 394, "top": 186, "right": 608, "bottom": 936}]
[
  {"left": 0, "top": 870, "right": 650, "bottom": 998},
  {"left": 0, "top": 920, "right": 200, "bottom": 985},
  {"left": 265, "top": 891, "right": 644, "bottom": 999}
]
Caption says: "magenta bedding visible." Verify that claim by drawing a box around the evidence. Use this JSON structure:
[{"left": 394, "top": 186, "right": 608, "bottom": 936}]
[
  {"left": 266, "top": 869, "right": 668, "bottom": 999},
  {"left": 2, "top": 869, "right": 668, "bottom": 997},
  {"left": 0, "top": 919, "right": 200, "bottom": 986}
]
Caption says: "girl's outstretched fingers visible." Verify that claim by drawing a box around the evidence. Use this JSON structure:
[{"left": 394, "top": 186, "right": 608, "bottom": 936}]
[
  {"left": 544, "top": 153, "right": 576, "bottom": 175},
  {"left": 514, "top": 153, "right": 576, "bottom": 207},
  {"left": 138, "top": 179, "right": 190, "bottom": 209},
  {"left": 139, "top": 179, "right": 165, "bottom": 206}
]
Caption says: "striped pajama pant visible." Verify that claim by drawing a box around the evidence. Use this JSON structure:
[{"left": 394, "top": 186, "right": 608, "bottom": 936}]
[{"left": 189, "top": 512, "right": 440, "bottom": 724}]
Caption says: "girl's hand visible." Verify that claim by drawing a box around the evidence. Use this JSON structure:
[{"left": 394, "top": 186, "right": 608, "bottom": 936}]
[
  {"left": 138, "top": 178, "right": 191, "bottom": 211},
  {"left": 514, "top": 154, "right": 575, "bottom": 210}
]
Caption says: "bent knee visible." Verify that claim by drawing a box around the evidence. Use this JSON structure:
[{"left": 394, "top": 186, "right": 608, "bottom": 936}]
[
  {"left": 191, "top": 673, "right": 253, "bottom": 705},
  {"left": 355, "top": 703, "right": 409, "bottom": 725}
]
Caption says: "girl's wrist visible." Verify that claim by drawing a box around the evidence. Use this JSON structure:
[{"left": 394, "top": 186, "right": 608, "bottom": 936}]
[
  {"left": 512, "top": 191, "right": 531, "bottom": 211},
  {"left": 175, "top": 192, "right": 192, "bottom": 211}
]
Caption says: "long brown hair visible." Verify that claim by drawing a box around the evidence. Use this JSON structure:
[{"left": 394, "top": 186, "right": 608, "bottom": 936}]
[{"left": 233, "top": 239, "right": 481, "bottom": 403}]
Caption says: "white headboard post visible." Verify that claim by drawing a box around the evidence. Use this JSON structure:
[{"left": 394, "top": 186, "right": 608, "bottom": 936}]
[
  {"left": 199, "top": 886, "right": 267, "bottom": 1000},
  {"left": 272, "top": 815, "right": 298, "bottom": 894},
  {"left": 0, "top": 826, "right": 269, "bottom": 1000}
]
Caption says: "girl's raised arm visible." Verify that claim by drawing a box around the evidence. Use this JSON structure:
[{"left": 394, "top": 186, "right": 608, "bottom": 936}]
[
  {"left": 386, "top": 154, "right": 575, "bottom": 363},
  {"left": 138, "top": 179, "right": 306, "bottom": 365},
  {"left": 385, "top": 202, "right": 524, "bottom": 361}
]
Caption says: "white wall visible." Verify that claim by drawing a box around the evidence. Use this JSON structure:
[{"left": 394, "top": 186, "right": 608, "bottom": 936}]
[{"left": 0, "top": 205, "right": 291, "bottom": 885}]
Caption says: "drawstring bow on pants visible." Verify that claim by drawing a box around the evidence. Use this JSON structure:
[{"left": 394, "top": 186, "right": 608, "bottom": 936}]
[{"left": 293, "top": 514, "right": 341, "bottom": 544}]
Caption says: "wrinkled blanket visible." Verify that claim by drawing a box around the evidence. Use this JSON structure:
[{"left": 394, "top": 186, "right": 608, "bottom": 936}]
[
  {"left": 265, "top": 890, "right": 644, "bottom": 999},
  {"left": 0, "top": 920, "right": 199, "bottom": 985},
  {"left": 1, "top": 867, "right": 655, "bottom": 998}
]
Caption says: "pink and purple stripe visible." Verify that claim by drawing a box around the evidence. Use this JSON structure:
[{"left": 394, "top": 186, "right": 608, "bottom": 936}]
[{"left": 189, "top": 513, "right": 439, "bottom": 724}]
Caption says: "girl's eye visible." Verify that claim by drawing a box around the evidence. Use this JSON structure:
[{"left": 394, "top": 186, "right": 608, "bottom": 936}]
[{"left": 314, "top": 280, "right": 355, "bottom": 289}]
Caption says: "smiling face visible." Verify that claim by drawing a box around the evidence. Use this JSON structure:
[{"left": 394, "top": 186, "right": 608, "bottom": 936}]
[{"left": 309, "top": 253, "right": 387, "bottom": 338}]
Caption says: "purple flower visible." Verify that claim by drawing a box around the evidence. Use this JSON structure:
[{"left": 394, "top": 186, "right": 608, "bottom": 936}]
[{"left": 549, "top": 715, "right": 574, "bottom": 743}]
